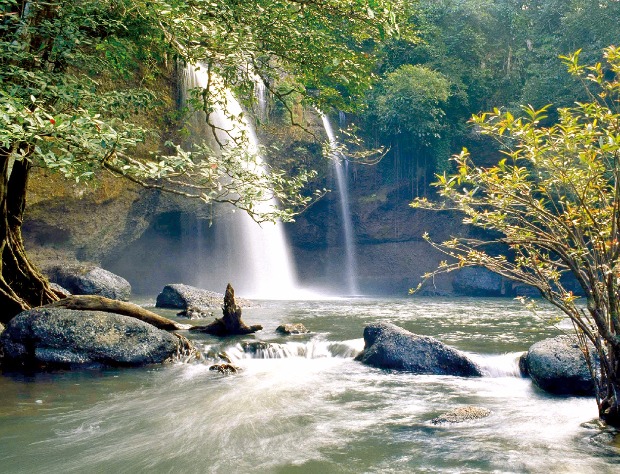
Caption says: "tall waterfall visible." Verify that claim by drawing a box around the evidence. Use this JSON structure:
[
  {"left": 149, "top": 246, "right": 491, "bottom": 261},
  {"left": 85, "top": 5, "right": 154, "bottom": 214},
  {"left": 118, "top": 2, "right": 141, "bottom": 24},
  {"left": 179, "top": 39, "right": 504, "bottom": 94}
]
[
  {"left": 254, "top": 78, "right": 268, "bottom": 123},
  {"left": 180, "top": 64, "right": 300, "bottom": 299},
  {"left": 321, "top": 114, "right": 360, "bottom": 295}
]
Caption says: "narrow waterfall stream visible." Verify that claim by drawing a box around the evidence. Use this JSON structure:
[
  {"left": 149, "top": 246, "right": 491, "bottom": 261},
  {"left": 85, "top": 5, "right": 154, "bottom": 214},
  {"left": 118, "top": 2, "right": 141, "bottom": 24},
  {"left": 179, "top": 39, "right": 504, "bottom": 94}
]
[
  {"left": 321, "top": 114, "right": 361, "bottom": 295},
  {"left": 179, "top": 64, "right": 302, "bottom": 299}
]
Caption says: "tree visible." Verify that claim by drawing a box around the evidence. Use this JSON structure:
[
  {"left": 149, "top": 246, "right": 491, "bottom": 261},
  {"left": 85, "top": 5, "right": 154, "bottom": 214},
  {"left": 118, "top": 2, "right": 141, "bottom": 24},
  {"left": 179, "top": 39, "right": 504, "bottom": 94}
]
[
  {"left": 0, "top": 0, "right": 409, "bottom": 321},
  {"left": 412, "top": 46, "right": 620, "bottom": 426},
  {"left": 367, "top": 64, "right": 451, "bottom": 195}
]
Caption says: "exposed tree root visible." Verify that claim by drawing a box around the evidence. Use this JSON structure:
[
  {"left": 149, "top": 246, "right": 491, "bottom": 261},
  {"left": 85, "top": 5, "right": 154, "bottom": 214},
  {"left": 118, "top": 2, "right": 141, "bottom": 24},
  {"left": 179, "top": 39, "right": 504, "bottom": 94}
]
[{"left": 43, "top": 295, "right": 189, "bottom": 331}]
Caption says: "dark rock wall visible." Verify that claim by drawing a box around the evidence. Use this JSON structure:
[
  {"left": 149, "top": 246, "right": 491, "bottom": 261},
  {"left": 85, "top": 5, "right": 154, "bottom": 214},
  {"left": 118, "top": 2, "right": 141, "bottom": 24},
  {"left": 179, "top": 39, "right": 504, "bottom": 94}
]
[{"left": 22, "top": 109, "right": 483, "bottom": 297}]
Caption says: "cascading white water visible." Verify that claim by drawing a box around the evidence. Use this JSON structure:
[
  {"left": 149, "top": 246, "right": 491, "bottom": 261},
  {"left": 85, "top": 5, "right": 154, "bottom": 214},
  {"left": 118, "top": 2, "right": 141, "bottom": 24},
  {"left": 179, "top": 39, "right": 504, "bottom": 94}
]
[
  {"left": 180, "top": 63, "right": 301, "bottom": 299},
  {"left": 321, "top": 114, "right": 360, "bottom": 295},
  {"left": 254, "top": 78, "right": 268, "bottom": 123}
]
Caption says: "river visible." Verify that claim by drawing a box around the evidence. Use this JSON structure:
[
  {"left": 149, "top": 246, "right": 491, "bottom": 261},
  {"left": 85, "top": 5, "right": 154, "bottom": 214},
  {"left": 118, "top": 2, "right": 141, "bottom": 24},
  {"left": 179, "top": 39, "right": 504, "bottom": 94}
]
[{"left": 1, "top": 297, "right": 619, "bottom": 473}]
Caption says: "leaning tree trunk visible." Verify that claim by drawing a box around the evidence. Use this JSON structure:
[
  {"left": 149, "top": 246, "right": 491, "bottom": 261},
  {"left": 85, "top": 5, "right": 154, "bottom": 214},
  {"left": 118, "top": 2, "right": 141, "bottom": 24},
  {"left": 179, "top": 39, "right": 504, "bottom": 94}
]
[
  {"left": 598, "top": 344, "right": 620, "bottom": 427},
  {"left": 0, "top": 151, "right": 59, "bottom": 324}
]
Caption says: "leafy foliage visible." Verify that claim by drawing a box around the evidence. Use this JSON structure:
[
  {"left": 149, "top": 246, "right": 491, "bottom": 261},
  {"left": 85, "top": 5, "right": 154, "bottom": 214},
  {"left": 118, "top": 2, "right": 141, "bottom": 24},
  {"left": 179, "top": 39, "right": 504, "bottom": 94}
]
[
  {"left": 412, "top": 46, "right": 620, "bottom": 425},
  {"left": 0, "top": 0, "right": 408, "bottom": 222}
]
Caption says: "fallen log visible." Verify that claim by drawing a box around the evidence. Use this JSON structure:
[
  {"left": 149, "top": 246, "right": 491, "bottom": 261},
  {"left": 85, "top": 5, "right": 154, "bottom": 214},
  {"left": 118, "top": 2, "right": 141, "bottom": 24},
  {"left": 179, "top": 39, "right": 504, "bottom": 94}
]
[
  {"left": 43, "top": 295, "right": 190, "bottom": 331},
  {"left": 190, "top": 283, "right": 262, "bottom": 336}
]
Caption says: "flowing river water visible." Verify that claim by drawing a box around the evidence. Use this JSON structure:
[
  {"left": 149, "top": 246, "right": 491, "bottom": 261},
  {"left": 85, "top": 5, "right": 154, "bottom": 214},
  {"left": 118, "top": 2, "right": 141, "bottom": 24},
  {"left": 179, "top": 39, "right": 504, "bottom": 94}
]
[{"left": 1, "top": 297, "right": 619, "bottom": 473}]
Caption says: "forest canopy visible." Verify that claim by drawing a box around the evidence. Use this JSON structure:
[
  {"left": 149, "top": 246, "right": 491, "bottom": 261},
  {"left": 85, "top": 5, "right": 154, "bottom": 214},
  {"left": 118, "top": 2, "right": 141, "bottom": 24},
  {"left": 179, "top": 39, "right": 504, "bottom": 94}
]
[{"left": 0, "top": 0, "right": 410, "bottom": 317}]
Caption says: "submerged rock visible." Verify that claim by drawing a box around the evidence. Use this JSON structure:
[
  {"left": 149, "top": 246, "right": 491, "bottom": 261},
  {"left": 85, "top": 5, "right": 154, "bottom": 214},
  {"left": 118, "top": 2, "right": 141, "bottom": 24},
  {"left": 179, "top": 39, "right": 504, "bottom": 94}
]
[
  {"left": 431, "top": 406, "right": 491, "bottom": 424},
  {"left": 176, "top": 307, "right": 212, "bottom": 319},
  {"left": 355, "top": 322, "right": 482, "bottom": 376},
  {"left": 241, "top": 341, "right": 271, "bottom": 354},
  {"left": 0, "top": 308, "right": 189, "bottom": 368},
  {"left": 521, "top": 335, "right": 595, "bottom": 396},
  {"left": 156, "top": 283, "right": 251, "bottom": 311},
  {"left": 276, "top": 323, "right": 310, "bottom": 335},
  {"left": 209, "top": 363, "right": 240, "bottom": 374},
  {"left": 45, "top": 263, "right": 131, "bottom": 301}
]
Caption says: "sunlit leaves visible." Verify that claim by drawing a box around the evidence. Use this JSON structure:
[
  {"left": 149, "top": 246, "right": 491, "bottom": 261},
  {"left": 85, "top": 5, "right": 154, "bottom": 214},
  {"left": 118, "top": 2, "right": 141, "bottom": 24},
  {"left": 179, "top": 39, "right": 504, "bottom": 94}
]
[
  {"left": 1, "top": 0, "right": 406, "bottom": 222},
  {"left": 414, "top": 47, "right": 620, "bottom": 372}
]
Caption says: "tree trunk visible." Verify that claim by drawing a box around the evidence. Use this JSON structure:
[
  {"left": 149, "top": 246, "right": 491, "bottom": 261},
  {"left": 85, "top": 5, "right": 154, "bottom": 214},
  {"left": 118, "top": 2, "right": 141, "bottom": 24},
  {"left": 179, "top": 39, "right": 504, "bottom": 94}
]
[
  {"left": 190, "top": 283, "right": 262, "bottom": 336},
  {"left": 0, "top": 152, "right": 58, "bottom": 324},
  {"left": 598, "top": 345, "right": 620, "bottom": 427},
  {"left": 43, "top": 295, "right": 189, "bottom": 331}
]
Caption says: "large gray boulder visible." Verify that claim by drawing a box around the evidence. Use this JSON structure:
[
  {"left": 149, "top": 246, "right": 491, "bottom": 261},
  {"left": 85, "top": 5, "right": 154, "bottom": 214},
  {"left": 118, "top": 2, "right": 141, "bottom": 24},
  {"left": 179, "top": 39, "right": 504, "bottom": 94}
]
[
  {"left": 156, "top": 283, "right": 250, "bottom": 311},
  {"left": 45, "top": 263, "right": 131, "bottom": 301},
  {"left": 0, "top": 308, "right": 185, "bottom": 368},
  {"left": 452, "top": 267, "right": 508, "bottom": 296},
  {"left": 521, "top": 335, "right": 595, "bottom": 396},
  {"left": 355, "top": 322, "right": 483, "bottom": 376}
]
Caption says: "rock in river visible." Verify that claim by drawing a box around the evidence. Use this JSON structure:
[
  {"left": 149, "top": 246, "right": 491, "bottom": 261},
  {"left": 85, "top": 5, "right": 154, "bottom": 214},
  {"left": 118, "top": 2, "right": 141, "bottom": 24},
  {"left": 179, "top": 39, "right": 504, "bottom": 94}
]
[
  {"left": 452, "top": 267, "right": 508, "bottom": 297},
  {"left": 156, "top": 283, "right": 250, "bottom": 311},
  {"left": 521, "top": 335, "right": 595, "bottom": 396},
  {"left": 355, "top": 322, "right": 482, "bottom": 376},
  {"left": 0, "top": 308, "right": 188, "bottom": 368},
  {"left": 45, "top": 263, "right": 131, "bottom": 301},
  {"left": 276, "top": 323, "right": 310, "bottom": 335},
  {"left": 431, "top": 406, "right": 492, "bottom": 424}
]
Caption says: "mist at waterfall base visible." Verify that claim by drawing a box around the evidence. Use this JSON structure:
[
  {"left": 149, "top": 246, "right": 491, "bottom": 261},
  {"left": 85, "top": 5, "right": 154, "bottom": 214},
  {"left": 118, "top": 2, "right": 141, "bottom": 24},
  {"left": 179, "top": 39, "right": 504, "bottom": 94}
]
[{"left": 2, "top": 297, "right": 620, "bottom": 473}]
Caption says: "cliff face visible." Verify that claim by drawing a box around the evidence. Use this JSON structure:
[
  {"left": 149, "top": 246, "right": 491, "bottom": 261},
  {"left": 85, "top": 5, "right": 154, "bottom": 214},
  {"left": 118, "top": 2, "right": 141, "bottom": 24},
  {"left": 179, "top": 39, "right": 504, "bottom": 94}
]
[
  {"left": 287, "top": 158, "right": 468, "bottom": 296},
  {"left": 23, "top": 169, "right": 156, "bottom": 266},
  {"left": 23, "top": 161, "right": 466, "bottom": 297},
  {"left": 22, "top": 101, "right": 470, "bottom": 297}
]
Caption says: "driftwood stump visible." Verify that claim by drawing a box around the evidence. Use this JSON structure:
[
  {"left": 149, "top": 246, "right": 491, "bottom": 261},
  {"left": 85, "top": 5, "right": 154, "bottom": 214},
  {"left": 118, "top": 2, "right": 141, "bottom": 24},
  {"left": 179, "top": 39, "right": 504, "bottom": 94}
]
[{"left": 190, "top": 284, "right": 262, "bottom": 336}]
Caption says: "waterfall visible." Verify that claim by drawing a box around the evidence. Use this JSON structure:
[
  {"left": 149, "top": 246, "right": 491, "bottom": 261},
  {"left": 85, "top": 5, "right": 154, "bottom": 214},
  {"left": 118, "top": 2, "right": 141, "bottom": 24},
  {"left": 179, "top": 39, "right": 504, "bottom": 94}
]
[
  {"left": 338, "top": 111, "right": 347, "bottom": 128},
  {"left": 320, "top": 114, "right": 360, "bottom": 295},
  {"left": 179, "top": 63, "right": 301, "bottom": 299},
  {"left": 254, "top": 78, "right": 268, "bottom": 123}
]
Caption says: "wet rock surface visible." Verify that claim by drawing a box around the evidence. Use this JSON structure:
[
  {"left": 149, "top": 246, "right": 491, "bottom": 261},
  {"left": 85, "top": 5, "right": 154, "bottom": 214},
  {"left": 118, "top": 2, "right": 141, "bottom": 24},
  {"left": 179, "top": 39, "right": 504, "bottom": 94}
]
[
  {"left": 209, "top": 363, "right": 240, "bottom": 374},
  {"left": 276, "top": 323, "right": 310, "bottom": 335},
  {"left": 355, "top": 322, "right": 482, "bottom": 376},
  {"left": 176, "top": 307, "right": 212, "bottom": 319},
  {"left": 521, "top": 335, "right": 595, "bottom": 396},
  {"left": 431, "top": 406, "right": 491, "bottom": 424},
  {"left": 49, "top": 282, "right": 71, "bottom": 298},
  {"left": 45, "top": 263, "right": 131, "bottom": 301},
  {"left": 0, "top": 308, "right": 185, "bottom": 368},
  {"left": 452, "top": 267, "right": 508, "bottom": 297},
  {"left": 156, "top": 283, "right": 251, "bottom": 311}
]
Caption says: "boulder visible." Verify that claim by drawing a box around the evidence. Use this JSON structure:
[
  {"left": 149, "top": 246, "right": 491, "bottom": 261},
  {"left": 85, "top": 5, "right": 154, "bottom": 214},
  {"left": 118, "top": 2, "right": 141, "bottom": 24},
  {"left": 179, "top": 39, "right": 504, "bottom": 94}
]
[
  {"left": 431, "top": 406, "right": 491, "bottom": 424},
  {"left": 276, "top": 323, "right": 310, "bottom": 335},
  {"left": 0, "top": 308, "right": 189, "bottom": 368},
  {"left": 209, "top": 363, "right": 240, "bottom": 374},
  {"left": 355, "top": 322, "right": 482, "bottom": 376},
  {"left": 49, "top": 282, "right": 71, "bottom": 298},
  {"left": 452, "top": 267, "right": 508, "bottom": 297},
  {"left": 521, "top": 335, "right": 595, "bottom": 396},
  {"left": 241, "top": 341, "right": 270, "bottom": 355},
  {"left": 156, "top": 284, "right": 250, "bottom": 311},
  {"left": 45, "top": 263, "right": 131, "bottom": 301}
]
